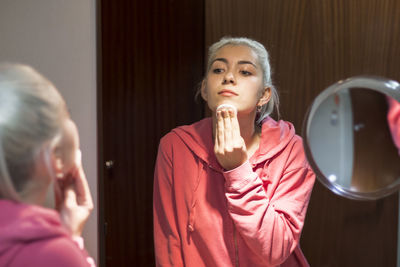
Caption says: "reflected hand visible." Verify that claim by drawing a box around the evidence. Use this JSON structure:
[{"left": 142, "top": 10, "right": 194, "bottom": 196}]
[
  {"left": 58, "top": 150, "right": 94, "bottom": 237},
  {"left": 214, "top": 108, "right": 248, "bottom": 170}
]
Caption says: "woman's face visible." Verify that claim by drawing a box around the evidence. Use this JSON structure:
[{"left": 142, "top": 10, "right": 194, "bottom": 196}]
[
  {"left": 201, "top": 45, "right": 269, "bottom": 115},
  {"left": 56, "top": 118, "right": 80, "bottom": 175},
  {"left": 40, "top": 118, "right": 80, "bottom": 208}
]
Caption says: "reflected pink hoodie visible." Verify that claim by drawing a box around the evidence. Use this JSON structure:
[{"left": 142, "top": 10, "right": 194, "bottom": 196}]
[
  {"left": 0, "top": 200, "right": 95, "bottom": 267},
  {"left": 387, "top": 97, "right": 400, "bottom": 151},
  {"left": 153, "top": 117, "right": 315, "bottom": 267}
]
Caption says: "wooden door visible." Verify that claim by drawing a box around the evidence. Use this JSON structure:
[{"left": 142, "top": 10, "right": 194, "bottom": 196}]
[
  {"left": 205, "top": 0, "right": 399, "bottom": 266},
  {"left": 98, "top": 0, "right": 204, "bottom": 265}
]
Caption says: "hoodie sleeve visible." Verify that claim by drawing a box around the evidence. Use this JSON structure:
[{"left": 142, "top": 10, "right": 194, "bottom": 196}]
[
  {"left": 223, "top": 140, "right": 315, "bottom": 266},
  {"left": 153, "top": 136, "right": 184, "bottom": 267}
]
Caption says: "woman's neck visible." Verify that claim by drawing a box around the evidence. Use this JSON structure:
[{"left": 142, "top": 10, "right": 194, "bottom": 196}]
[
  {"left": 19, "top": 179, "right": 54, "bottom": 208},
  {"left": 237, "top": 114, "right": 259, "bottom": 144}
]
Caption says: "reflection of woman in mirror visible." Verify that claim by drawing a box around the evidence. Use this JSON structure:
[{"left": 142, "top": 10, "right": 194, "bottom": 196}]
[
  {"left": 0, "top": 64, "right": 95, "bottom": 266},
  {"left": 387, "top": 96, "right": 400, "bottom": 153},
  {"left": 153, "top": 37, "right": 315, "bottom": 266}
]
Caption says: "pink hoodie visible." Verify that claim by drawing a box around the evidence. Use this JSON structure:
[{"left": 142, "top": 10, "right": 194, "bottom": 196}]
[
  {"left": 153, "top": 117, "right": 315, "bottom": 267},
  {"left": 0, "top": 199, "right": 95, "bottom": 267}
]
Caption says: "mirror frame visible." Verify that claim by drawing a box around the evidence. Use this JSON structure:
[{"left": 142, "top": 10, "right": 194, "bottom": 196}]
[{"left": 303, "top": 75, "right": 400, "bottom": 200}]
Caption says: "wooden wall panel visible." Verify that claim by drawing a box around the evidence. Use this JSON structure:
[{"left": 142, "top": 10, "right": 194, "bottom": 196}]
[
  {"left": 99, "top": 0, "right": 204, "bottom": 266},
  {"left": 205, "top": 0, "right": 400, "bottom": 266}
]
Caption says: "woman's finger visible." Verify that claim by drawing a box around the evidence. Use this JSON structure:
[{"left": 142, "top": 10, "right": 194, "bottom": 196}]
[
  {"left": 214, "top": 116, "right": 219, "bottom": 153},
  {"left": 231, "top": 108, "right": 241, "bottom": 142},
  {"left": 75, "top": 167, "right": 93, "bottom": 208},
  {"left": 71, "top": 150, "right": 93, "bottom": 209},
  {"left": 216, "top": 110, "right": 225, "bottom": 154},
  {"left": 63, "top": 185, "right": 77, "bottom": 208},
  {"left": 222, "top": 109, "right": 233, "bottom": 150}
]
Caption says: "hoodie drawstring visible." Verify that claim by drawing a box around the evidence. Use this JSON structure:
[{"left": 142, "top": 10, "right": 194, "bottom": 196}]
[{"left": 187, "top": 160, "right": 206, "bottom": 233}]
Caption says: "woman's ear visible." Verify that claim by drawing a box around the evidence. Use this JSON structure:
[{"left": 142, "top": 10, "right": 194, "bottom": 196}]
[
  {"left": 52, "top": 147, "right": 65, "bottom": 179},
  {"left": 200, "top": 80, "right": 208, "bottom": 102},
  {"left": 257, "top": 87, "right": 272, "bottom": 106},
  {"left": 55, "top": 158, "right": 64, "bottom": 179}
]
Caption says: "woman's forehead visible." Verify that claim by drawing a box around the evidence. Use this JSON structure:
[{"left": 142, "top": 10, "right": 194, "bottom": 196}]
[{"left": 213, "top": 45, "right": 259, "bottom": 65}]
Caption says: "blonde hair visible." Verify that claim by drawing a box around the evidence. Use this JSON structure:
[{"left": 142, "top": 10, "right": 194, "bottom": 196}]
[
  {"left": 0, "top": 63, "right": 66, "bottom": 201},
  {"left": 204, "top": 37, "right": 280, "bottom": 123}
]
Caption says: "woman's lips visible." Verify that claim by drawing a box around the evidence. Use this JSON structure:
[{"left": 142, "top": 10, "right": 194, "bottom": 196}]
[{"left": 218, "top": 89, "right": 238, "bottom": 96}]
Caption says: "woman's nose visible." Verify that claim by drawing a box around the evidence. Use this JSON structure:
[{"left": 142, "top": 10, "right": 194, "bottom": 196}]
[{"left": 222, "top": 71, "right": 235, "bottom": 84}]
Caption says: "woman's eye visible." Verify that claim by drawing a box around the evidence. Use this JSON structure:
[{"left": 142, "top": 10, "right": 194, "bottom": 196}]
[
  {"left": 212, "top": 68, "right": 224, "bottom": 74},
  {"left": 240, "top": 70, "right": 252, "bottom": 76}
]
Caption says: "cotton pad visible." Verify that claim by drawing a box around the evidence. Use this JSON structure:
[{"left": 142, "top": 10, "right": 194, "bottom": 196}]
[
  {"left": 75, "top": 149, "right": 82, "bottom": 166},
  {"left": 216, "top": 104, "right": 237, "bottom": 115}
]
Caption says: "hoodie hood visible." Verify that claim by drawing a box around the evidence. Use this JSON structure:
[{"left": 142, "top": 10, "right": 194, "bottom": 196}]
[
  {"left": 254, "top": 116, "right": 297, "bottom": 162},
  {"left": 172, "top": 116, "right": 296, "bottom": 169},
  {"left": 172, "top": 117, "right": 217, "bottom": 169},
  {"left": 0, "top": 200, "right": 69, "bottom": 264}
]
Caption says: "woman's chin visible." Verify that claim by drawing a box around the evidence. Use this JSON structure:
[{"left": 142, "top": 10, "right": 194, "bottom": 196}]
[{"left": 216, "top": 103, "right": 237, "bottom": 115}]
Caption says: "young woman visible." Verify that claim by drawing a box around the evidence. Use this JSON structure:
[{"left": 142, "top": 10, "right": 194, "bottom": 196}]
[
  {"left": 153, "top": 37, "right": 315, "bottom": 266},
  {"left": 0, "top": 63, "right": 95, "bottom": 266}
]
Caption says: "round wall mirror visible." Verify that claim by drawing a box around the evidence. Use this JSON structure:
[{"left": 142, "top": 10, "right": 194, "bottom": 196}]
[{"left": 303, "top": 76, "right": 400, "bottom": 200}]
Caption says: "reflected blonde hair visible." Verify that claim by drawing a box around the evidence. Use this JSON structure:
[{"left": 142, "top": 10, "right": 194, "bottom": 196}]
[{"left": 0, "top": 63, "right": 66, "bottom": 201}]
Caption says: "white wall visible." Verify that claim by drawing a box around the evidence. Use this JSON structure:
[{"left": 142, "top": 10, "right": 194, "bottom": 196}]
[
  {"left": 0, "top": 0, "right": 98, "bottom": 263},
  {"left": 309, "top": 89, "right": 354, "bottom": 188}
]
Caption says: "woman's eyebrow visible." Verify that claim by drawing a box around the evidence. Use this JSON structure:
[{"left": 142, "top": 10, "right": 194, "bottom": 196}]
[
  {"left": 212, "top": 58, "right": 228, "bottom": 64},
  {"left": 238, "top": 60, "right": 257, "bottom": 68}
]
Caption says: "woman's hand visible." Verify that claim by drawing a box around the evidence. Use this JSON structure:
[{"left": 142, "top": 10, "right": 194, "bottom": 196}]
[
  {"left": 58, "top": 150, "right": 94, "bottom": 237},
  {"left": 214, "top": 108, "right": 248, "bottom": 170}
]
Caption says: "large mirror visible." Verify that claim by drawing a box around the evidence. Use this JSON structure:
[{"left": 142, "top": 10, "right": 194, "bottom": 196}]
[{"left": 303, "top": 76, "right": 400, "bottom": 200}]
